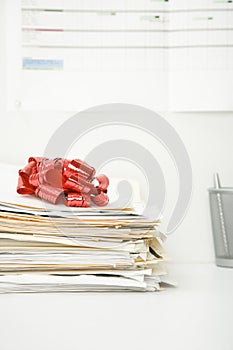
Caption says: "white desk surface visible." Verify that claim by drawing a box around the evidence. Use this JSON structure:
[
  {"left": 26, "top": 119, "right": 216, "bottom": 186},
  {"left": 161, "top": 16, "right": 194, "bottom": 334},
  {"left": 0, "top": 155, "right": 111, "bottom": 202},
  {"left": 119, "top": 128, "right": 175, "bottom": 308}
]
[{"left": 0, "top": 263, "right": 232, "bottom": 350}]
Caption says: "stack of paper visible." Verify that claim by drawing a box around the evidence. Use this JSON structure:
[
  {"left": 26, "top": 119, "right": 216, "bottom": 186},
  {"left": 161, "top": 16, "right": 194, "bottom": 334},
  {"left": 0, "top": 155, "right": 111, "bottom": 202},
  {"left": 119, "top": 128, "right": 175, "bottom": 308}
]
[{"left": 0, "top": 164, "right": 169, "bottom": 293}]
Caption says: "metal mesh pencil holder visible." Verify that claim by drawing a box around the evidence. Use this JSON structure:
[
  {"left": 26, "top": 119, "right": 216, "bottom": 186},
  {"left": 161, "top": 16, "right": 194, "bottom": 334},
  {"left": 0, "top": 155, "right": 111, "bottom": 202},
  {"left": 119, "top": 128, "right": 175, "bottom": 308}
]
[{"left": 208, "top": 174, "right": 233, "bottom": 268}]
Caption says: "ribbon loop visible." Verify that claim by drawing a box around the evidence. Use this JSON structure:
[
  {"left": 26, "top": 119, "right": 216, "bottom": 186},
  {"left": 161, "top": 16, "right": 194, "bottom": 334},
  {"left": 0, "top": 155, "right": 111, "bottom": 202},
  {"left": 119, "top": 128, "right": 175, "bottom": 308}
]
[{"left": 17, "top": 157, "right": 109, "bottom": 207}]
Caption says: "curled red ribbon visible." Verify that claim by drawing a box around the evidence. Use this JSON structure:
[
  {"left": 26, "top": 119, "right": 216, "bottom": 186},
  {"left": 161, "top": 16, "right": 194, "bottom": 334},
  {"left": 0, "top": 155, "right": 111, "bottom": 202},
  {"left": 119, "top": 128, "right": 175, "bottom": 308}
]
[{"left": 17, "top": 157, "right": 109, "bottom": 207}]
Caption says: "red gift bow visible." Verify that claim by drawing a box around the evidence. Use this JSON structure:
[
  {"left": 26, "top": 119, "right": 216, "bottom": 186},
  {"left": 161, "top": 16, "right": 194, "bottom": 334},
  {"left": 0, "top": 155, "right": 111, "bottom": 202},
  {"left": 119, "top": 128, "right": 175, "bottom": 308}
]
[{"left": 17, "top": 157, "right": 109, "bottom": 207}]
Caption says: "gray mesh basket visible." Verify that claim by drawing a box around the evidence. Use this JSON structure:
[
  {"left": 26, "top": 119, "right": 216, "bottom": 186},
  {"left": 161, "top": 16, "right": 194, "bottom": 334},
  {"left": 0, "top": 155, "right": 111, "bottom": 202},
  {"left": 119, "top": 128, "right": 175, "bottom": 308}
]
[{"left": 208, "top": 174, "right": 233, "bottom": 268}]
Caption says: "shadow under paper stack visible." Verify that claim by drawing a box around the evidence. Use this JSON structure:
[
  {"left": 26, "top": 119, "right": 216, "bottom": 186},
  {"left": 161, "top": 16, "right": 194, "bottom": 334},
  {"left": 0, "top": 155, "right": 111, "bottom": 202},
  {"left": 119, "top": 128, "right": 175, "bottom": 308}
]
[{"left": 0, "top": 164, "right": 169, "bottom": 293}]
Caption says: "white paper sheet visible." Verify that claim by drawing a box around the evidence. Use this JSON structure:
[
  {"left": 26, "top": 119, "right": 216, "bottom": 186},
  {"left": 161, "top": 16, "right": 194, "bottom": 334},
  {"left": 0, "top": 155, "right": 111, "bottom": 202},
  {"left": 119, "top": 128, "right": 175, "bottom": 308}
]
[{"left": 5, "top": 0, "right": 233, "bottom": 111}]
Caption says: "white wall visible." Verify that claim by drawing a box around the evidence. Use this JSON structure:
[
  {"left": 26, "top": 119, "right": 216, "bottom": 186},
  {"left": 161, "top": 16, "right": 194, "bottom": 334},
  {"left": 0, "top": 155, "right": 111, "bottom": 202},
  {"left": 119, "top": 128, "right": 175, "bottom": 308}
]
[{"left": 1, "top": 1, "right": 233, "bottom": 263}]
